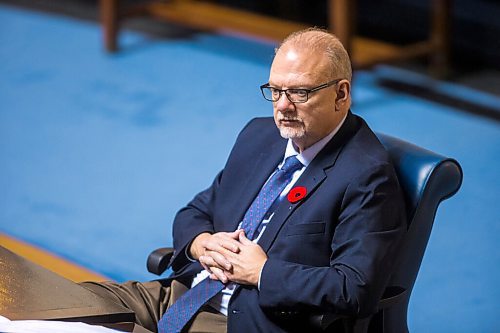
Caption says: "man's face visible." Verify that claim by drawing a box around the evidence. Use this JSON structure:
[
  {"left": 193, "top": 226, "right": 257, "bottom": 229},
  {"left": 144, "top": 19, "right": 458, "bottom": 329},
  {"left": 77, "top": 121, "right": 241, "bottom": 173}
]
[{"left": 269, "top": 47, "right": 346, "bottom": 152}]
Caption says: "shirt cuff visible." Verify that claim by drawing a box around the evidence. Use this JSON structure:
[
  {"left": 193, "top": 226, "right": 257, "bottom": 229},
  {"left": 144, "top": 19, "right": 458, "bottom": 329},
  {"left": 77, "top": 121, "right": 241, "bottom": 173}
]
[
  {"left": 257, "top": 264, "right": 265, "bottom": 290},
  {"left": 185, "top": 240, "right": 197, "bottom": 263}
]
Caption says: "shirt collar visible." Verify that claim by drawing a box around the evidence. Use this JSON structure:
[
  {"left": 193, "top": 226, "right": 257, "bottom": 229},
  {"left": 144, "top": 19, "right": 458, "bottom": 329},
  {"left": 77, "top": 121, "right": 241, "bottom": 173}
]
[{"left": 282, "top": 112, "right": 348, "bottom": 167}]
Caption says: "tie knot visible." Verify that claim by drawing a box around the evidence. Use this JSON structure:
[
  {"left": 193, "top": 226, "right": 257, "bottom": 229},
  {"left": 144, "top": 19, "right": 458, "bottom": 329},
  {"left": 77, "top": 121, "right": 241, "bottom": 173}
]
[{"left": 281, "top": 155, "right": 303, "bottom": 175}]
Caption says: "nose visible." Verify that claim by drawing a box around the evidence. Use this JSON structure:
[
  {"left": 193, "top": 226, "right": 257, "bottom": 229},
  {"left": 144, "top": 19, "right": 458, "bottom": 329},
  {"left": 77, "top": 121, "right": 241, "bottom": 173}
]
[{"left": 275, "top": 91, "right": 294, "bottom": 112}]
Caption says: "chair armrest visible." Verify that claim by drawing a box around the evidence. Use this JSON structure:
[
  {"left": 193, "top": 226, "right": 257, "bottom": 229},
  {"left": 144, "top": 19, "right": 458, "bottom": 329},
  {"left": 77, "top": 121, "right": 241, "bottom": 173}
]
[{"left": 147, "top": 247, "right": 174, "bottom": 275}]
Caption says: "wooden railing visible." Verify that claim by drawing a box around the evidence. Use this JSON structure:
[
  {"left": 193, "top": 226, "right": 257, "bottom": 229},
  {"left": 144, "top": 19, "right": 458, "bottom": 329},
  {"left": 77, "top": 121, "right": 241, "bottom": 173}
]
[{"left": 99, "top": 0, "right": 452, "bottom": 71}]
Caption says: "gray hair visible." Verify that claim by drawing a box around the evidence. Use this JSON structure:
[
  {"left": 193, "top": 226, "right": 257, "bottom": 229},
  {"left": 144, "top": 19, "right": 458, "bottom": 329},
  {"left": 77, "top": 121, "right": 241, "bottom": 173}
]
[{"left": 276, "top": 27, "right": 352, "bottom": 82}]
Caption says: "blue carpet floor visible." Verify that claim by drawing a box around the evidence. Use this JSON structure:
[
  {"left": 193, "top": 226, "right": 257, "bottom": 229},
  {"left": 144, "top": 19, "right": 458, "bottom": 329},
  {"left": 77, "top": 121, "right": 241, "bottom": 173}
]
[{"left": 1, "top": 4, "right": 499, "bottom": 332}]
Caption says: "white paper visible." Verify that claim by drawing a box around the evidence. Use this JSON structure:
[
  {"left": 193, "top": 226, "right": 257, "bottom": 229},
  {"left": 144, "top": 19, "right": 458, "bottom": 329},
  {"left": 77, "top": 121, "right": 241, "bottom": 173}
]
[{"left": 0, "top": 315, "right": 121, "bottom": 333}]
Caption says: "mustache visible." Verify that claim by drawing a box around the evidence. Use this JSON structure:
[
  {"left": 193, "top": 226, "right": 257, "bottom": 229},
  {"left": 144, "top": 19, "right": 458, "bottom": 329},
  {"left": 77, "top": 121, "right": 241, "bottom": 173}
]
[{"left": 278, "top": 115, "right": 301, "bottom": 122}]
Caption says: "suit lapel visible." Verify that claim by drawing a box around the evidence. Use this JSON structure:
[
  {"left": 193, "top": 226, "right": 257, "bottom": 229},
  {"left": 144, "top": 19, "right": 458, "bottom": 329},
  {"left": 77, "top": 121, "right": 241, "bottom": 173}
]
[
  {"left": 227, "top": 139, "right": 287, "bottom": 230},
  {"left": 258, "top": 111, "right": 360, "bottom": 252}
]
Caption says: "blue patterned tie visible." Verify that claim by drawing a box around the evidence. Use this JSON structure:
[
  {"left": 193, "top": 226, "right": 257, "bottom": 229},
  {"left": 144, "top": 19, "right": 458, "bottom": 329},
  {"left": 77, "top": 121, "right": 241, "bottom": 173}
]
[{"left": 158, "top": 156, "right": 303, "bottom": 333}]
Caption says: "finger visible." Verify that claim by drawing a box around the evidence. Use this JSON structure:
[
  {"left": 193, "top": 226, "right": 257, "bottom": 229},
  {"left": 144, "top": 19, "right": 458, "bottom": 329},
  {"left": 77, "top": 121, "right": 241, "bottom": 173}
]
[
  {"left": 218, "top": 234, "right": 241, "bottom": 253},
  {"left": 199, "top": 257, "right": 213, "bottom": 274},
  {"left": 228, "top": 229, "right": 244, "bottom": 239},
  {"left": 210, "top": 267, "right": 228, "bottom": 284},
  {"left": 203, "top": 234, "right": 240, "bottom": 254},
  {"left": 238, "top": 231, "right": 253, "bottom": 245},
  {"left": 223, "top": 271, "right": 242, "bottom": 285},
  {"left": 205, "top": 250, "right": 232, "bottom": 270},
  {"left": 199, "top": 256, "right": 213, "bottom": 270},
  {"left": 199, "top": 255, "right": 220, "bottom": 270},
  {"left": 200, "top": 252, "right": 231, "bottom": 272},
  {"left": 221, "top": 241, "right": 240, "bottom": 254}
]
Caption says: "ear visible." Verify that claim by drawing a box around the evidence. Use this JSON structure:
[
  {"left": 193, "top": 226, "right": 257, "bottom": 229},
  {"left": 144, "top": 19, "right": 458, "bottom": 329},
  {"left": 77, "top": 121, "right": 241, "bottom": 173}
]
[{"left": 335, "top": 80, "right": 351, "bottom": 111}]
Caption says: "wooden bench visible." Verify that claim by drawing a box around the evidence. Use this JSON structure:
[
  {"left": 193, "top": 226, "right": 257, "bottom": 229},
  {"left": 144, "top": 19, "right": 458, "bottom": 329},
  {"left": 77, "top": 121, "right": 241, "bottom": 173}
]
[{"left": 99, "top": 0, "right": 452, "bottom": 71}]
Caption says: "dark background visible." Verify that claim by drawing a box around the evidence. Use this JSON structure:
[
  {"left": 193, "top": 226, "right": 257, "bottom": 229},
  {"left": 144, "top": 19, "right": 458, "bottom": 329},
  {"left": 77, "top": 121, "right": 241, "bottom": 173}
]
[
  {"left": 2, "top": 0, "right": 500, "bottom": 99},
  {"left": 217, "top": 0, "right": 500, "bottom": 71},
  {"left": 3, "top": 0, "right": 500, "bottom": 70}
]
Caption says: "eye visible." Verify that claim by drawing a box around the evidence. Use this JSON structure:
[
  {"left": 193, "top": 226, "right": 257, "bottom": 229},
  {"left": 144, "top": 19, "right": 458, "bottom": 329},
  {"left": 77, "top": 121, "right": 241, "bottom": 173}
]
[
  {"left": 270, "top": 88, "right": 281, "bottom": 97},
  {"left": 288, "top": 89, "right": 307, "bottom": 97}
]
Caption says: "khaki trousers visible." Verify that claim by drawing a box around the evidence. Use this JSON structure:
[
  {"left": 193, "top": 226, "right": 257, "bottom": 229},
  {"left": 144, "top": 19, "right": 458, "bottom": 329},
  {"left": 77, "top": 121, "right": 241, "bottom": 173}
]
[{"left": 80, "top": 280, "right": 227, "bottom": 333}]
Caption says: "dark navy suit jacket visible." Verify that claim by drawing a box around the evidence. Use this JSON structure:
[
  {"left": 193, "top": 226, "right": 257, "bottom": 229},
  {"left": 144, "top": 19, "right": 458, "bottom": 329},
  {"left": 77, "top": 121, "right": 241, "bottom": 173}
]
[{"left": 168, "top": 112, "right": 406, "bottom": 332}]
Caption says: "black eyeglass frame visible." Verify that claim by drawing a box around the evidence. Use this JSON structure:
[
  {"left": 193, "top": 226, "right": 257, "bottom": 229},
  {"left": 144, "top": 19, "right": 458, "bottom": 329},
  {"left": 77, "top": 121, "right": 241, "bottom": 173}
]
[{"left": 259, "top": 79, "right": 342, "bottom": 103}]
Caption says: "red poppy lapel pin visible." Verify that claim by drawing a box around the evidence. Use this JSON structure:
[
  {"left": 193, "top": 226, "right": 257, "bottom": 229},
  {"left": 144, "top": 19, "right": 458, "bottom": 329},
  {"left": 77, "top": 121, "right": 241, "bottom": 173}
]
[{"left": 287, "top": 186, "right": 307, "bottom": 203}]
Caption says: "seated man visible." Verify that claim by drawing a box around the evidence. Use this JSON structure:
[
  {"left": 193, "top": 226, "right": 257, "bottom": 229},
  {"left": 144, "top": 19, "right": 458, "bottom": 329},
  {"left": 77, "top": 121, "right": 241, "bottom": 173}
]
[{"left": 82, "top": 28, "right": 406, "bottom": 333}]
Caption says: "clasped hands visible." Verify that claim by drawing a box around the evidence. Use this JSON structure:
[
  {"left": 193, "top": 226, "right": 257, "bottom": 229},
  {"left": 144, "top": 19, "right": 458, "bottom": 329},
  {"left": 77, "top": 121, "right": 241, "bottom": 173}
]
[{"left": 189, "top": 230, "right": 268, "bottom": 287}]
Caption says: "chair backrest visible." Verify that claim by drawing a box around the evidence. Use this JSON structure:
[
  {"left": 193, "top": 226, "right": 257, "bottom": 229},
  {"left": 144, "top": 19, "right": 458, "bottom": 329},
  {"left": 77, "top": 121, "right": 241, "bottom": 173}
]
[{"left": 375, "top": 133, "right": 463, "bottom": 333}]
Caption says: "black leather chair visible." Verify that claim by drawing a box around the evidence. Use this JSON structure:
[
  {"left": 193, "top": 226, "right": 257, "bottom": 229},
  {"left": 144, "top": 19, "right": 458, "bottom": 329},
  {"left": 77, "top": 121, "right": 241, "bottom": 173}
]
[{"left": 147, "top": 133, "right": 463, "bottom": 333}]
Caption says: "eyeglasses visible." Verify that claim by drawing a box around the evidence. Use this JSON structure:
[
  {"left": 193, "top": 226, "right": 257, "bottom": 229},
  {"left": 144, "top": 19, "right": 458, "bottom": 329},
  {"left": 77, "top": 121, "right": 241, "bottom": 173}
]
[{"left": 260, "top": 79, "right": 342, "bottom": 103}]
